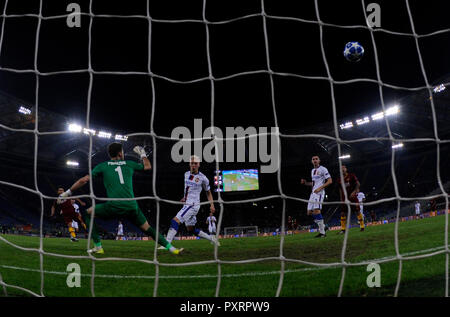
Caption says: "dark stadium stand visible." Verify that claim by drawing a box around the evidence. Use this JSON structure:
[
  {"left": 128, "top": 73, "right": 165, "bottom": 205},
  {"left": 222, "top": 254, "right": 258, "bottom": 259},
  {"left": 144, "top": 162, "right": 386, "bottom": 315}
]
[{"left": 1, "top": 79, "right": 449, "bottom": 237}]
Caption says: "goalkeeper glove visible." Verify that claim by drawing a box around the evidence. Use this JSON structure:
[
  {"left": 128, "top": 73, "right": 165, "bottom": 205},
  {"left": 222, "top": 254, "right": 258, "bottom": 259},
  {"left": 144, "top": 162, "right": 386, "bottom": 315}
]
[
  {"left": 60, "top": 189, "right": 72, "bottom": 198},
  {"left": 133, "top": 146, "right": 147, "bottom": 159},
  {"left": 57, "top": 189, "right": 72, "bottom": 203}
]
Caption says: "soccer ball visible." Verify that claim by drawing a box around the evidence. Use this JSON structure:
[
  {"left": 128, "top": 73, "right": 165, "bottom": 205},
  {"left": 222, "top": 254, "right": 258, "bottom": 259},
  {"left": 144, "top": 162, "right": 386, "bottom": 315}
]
[{"left": 343, "top": 41, "right": 364, "bottom": 62}]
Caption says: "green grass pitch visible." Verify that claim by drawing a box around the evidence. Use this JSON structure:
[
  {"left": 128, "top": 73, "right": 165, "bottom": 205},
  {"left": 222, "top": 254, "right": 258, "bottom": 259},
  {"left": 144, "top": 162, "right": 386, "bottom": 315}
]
[{"left": 0, "top": 214, "right": 449, "bottom": 297}]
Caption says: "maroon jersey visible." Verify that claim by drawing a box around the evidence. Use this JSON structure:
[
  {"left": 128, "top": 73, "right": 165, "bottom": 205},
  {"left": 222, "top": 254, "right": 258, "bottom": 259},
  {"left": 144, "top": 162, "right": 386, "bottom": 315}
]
[
  {"left": 337, "top": 173, "right": 359, "bottom": 200},
  {"left": 53, "top": 198, "right": 75, "bottom": 213},
  {"left": 53, "top": 197, "right": 77, "bottom": 225}
]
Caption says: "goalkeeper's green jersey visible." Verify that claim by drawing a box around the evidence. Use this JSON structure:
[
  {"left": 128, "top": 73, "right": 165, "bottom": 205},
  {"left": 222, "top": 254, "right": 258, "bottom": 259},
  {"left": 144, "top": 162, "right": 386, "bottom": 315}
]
[{"left": 92, "top": 160, "right": 144, "bottom": 207}]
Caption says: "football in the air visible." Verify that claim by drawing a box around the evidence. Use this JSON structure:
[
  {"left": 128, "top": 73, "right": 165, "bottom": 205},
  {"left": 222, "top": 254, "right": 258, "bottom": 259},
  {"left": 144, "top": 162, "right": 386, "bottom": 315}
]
[{"left": 343, "top": 41, "right": 364, "bottom": 62}]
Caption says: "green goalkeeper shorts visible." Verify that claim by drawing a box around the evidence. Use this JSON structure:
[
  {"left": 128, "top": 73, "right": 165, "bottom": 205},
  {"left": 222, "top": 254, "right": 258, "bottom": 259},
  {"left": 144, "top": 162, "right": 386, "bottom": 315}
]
[{"left": 93, "top": 202, "right": 147, "bottom": 227}]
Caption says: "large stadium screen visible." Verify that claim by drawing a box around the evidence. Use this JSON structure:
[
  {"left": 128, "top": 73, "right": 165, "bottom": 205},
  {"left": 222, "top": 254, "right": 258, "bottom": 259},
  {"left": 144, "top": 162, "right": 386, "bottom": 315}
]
[{"left": 214, "top": 169, "right": 259, "bottom": 192}]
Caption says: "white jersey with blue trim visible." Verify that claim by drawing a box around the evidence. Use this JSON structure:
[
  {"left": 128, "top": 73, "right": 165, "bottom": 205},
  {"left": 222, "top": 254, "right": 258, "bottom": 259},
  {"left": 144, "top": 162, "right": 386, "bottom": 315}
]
[
  {"left": 207, "top": 216, "right": 217, "bottom": 227},
  {"left": 183, "top": 171, "right": 210, "bottom": 206},
  {"left": 357, "top": 192, "right": 365, "bottom": 212},
  {"left": 357, "top": 192, "right": 365, "bottom": 203},
  {"left": 311, "top": 166, "right": 331, "bottom": 195},
  {"left": 73, "top": 203, "right": 80, "bottom": 213}
]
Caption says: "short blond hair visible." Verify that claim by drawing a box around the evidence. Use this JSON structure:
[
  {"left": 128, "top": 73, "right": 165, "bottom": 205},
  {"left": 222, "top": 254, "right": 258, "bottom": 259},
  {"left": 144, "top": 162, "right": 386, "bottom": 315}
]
[{"left": 190, "top": 155, "right": 200, "bottom": 163}]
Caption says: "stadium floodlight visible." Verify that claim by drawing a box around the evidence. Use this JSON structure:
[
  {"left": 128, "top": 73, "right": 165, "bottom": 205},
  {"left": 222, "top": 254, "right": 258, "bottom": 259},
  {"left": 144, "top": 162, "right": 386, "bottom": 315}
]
[
  {"left": 83, "top": 128, "right": 96, "bottom": 135},
  {"left": 339, "top": 121, "right": 353, "bottom": 130},
  {"left": 98, "top": 131, "right": 111, "bottom": 139},
  {"left": 356, "top": 117, "right": 370, "bottom": 125},
  {"left": 68, "top": 123, "right": 82, "bottom": 133},
  {"left": 66, "top": 160, "right": 79, "bottom": 167},
  {"left": 18, "top": 106, "right": 31, "bottom": 115},
  {"left": 371, "top": 112, "right": 384, "bottom": 120},
  {"left": 339, "top": 154, "right": 351, "bottom": 159},
  {"left": 392, "top": 143, "right": 404, "bottom": 149},
  {"left": 115, "top": 134, "right": 128, "bottom": 141},
  {"left": 433, "top": 84, "right": 446, "bottom": 93},
  {"left": 385, "top": 105, "right": 399, "bottom": 116}
]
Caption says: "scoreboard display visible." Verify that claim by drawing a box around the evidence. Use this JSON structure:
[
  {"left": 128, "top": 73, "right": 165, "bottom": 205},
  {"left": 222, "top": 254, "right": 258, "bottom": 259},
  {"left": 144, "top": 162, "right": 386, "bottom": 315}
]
[{"left": 214, "top": 169, "right": 259, "bottom": 192}]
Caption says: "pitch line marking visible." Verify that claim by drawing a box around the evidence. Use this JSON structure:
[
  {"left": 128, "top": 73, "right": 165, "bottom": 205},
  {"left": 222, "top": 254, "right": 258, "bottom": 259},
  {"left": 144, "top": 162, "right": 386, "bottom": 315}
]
[{"left": 0, "top": 246, "right": 445, "bottom": 280}]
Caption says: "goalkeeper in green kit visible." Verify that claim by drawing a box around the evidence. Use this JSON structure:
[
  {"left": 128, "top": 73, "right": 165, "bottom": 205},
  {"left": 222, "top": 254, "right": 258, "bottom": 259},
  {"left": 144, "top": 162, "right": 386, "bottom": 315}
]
[{"left": 60, "top": 142, "right": 183, "bottom": 255}]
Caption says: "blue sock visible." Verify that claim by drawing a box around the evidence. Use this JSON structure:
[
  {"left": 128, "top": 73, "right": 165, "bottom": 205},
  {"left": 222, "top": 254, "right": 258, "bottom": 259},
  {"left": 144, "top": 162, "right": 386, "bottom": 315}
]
[
  {"left": 170, "top": 219, "right": 179, "bottom": 231},
  {"left": 312, "top": 213, "right": 323, "bottom": 221}
]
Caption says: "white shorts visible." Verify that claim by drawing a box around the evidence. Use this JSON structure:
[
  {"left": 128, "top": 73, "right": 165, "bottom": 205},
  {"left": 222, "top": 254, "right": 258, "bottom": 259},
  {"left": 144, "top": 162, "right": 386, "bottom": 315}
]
[
  {"left": 117, "top": 230, "right": 123, "bottom": 236},
  {"left": 176, "top": 204, "right": 201, "bottom": 227},
  {"left": 71, "top": 221, "right": 78, "bottom": 229},
  {"left": 208, "top": 225, "right": 216, "bottom": 233},
  {"left": 415, "top": 210, "right": 421, "bottom": 215},
  {"left": 307, "top": 192, "right": 324, "bottom": 211}
]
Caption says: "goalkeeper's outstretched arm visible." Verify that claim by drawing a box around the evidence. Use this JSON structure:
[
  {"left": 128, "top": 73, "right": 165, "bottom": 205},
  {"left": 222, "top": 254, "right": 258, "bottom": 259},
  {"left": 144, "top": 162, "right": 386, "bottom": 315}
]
[
  {"left": 61, "top": 145, "right": 150, "bottom": 198},
  {"left": 75, "top": 198, "right": 86, "bottom": 206},
  {"left": 206, "top": 190, "right": 215, "bottom": 214},
  {"left": 60, "top": 175, "right": 90, "bottom": 198},
  {"left": 133, "top": 146, "right": 151, "bottom": 170},
  {"left": 142, "top": 157, "right": 151, "bottom": 170}
]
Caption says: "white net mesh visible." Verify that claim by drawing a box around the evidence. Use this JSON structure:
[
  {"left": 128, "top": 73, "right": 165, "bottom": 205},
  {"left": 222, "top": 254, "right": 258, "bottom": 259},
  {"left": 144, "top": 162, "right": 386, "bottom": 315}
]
[{"left": 0, "top": 0, "right": 448, "bottom": 298}]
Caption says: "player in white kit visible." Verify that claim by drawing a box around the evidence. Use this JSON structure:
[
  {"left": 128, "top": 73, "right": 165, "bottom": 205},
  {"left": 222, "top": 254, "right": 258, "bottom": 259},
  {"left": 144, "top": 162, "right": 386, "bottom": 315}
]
[
  {"left": 116, "top": 221, "right": 124, "bottom": 240},
  {"left": 357, "top": 191, "right": 366, "bottom": 221},
  {"left": 415, "top": 201, "right": 421, "bottom": 219},
  {"left": 71, "top": 203, "right": 79, "bottom": 232},
  {"left": 70, "top": 199, "right": 86, "bottom": 233},
  {"left": 160, "top": 155, "right": 219, "bottom": 248},
  {"left": 206, "top": 212, "right": 217, "bottom": 236},
  {"left": 301, "top": 155, "right": 333, "bottom": 238}
]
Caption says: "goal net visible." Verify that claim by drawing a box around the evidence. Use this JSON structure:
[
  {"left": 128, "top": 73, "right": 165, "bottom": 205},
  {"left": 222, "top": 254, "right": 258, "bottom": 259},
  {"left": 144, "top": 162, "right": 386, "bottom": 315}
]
[{"left": 0, "top": 0, "right": 449, "bottom": 299}]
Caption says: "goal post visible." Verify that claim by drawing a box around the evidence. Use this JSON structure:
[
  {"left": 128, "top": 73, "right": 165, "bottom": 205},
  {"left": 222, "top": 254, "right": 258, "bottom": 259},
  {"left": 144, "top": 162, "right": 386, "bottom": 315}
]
[{"left": 224, "top": 226, "right": 258, "bottom": 237}]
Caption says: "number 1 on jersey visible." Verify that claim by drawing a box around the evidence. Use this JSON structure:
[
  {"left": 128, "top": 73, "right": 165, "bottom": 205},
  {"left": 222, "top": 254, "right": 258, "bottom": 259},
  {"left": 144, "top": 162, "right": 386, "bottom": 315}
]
[{"left": 114, "top": 166, "right": 125, "bottom": 184}]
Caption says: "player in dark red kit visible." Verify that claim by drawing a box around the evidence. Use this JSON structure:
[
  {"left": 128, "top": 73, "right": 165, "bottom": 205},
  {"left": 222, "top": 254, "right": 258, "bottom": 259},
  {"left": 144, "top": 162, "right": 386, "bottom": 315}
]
[
  {"left": 337, "top": 165, "right": 365, "bottom": 233},
  {"left": 51, "top": 186, "right": 87, "bottom": 242}
]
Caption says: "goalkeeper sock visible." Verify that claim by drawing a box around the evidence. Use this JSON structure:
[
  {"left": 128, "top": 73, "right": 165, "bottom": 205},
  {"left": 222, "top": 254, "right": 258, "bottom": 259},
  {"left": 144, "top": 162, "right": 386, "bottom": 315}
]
[
  {"left": 341, "top": 216, "right": 347, "bottom": 231},
  {"left": 83, "top": 213, "right": 101, "bottom": 245},
  {"left": 357, "top": 213, "right": 365, "bottom": 229},
  {"left": 82, "top": 223, "right": 87, "bottom": 231},
  {"left": 144, "top": 226, "right": 170, "bottom": 249}
]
